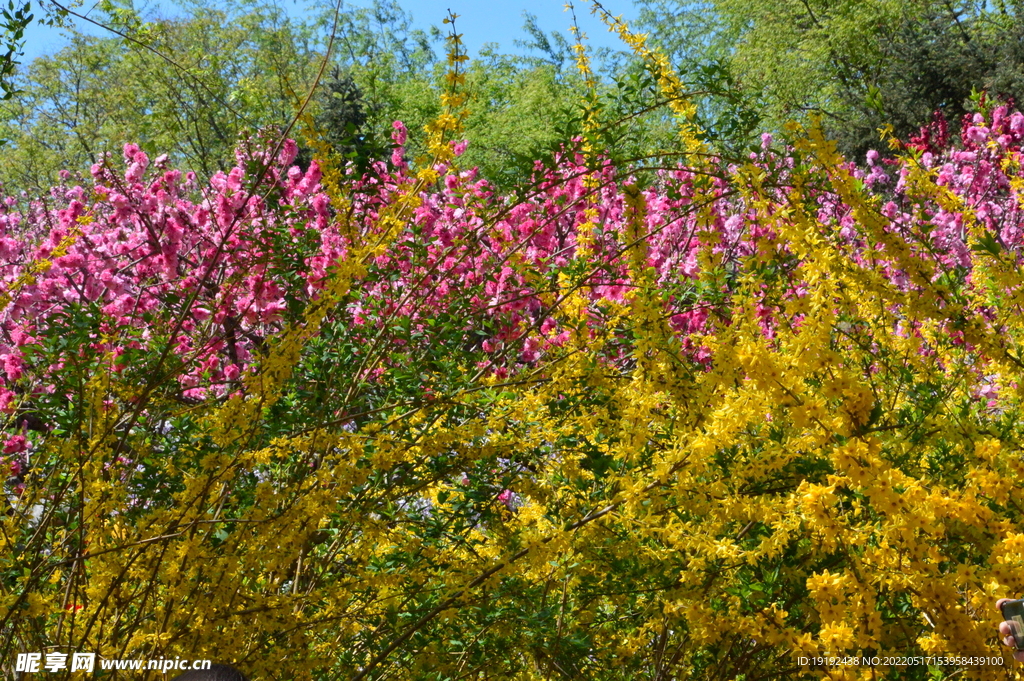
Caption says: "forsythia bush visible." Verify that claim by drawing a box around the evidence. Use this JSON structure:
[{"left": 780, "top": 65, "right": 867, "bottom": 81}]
[{"left": 3, "top": 11, "right": 1024, "bottom": 681}]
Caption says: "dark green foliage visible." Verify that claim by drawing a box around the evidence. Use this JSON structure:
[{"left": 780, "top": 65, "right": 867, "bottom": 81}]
[
  {"left": 317, "top": 68, "right": 369, "bottom": 156},
  {"left": 635, "top": 0, "right": 1024, "bottom": 161},
  {"left": 827, "top": 3, "right": 1024, "bottom": 160},
  {"left": 298, "top": 67, "right": 392, "bottom": 176}
]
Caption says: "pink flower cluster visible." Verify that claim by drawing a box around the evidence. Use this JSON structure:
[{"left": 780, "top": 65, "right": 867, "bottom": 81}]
[
  {"left": 0, "top": 135, "right": 338, "bottom": 415},
  {"left": 4, "top": 106, "right": 1024, "bottom": 486}
]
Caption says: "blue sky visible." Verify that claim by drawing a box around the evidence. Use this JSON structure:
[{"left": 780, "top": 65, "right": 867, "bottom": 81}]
[{"left": 22, "top": 0, "right": 641, "bottom": 65}]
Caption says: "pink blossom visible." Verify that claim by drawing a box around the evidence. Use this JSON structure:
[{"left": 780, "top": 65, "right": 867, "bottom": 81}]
[{"left": 3, "top": 435, "right": 27, "bottom": 454}]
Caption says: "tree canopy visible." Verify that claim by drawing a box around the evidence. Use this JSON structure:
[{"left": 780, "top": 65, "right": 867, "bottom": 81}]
[{"left": 636, "top": 0, "right": 1024, "bottom": 158}]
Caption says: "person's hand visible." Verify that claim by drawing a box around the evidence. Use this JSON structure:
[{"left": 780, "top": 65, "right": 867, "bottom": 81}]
[{"left": 997, "top": 599, "right": 1024, "bottom": 662}]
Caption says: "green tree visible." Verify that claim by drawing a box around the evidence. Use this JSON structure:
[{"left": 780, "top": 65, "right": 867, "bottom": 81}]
[
  {"left": 828, "top": 1, "right": 1024, "bottom": 158},
  {"left": 0, "top": 0, "right": 444, "bottom": 192},
  {"left": 635, "top": 0, "right": 1024, "bottom": 158},
  {"left": 2, "top": 0, "right": 724, "bottom": 193},
  {"left": 0, "top": 2, "right": 325, "bottom": 191},
  {"left": 0, "top": 0, "right": 77, "bottom": 101}
]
